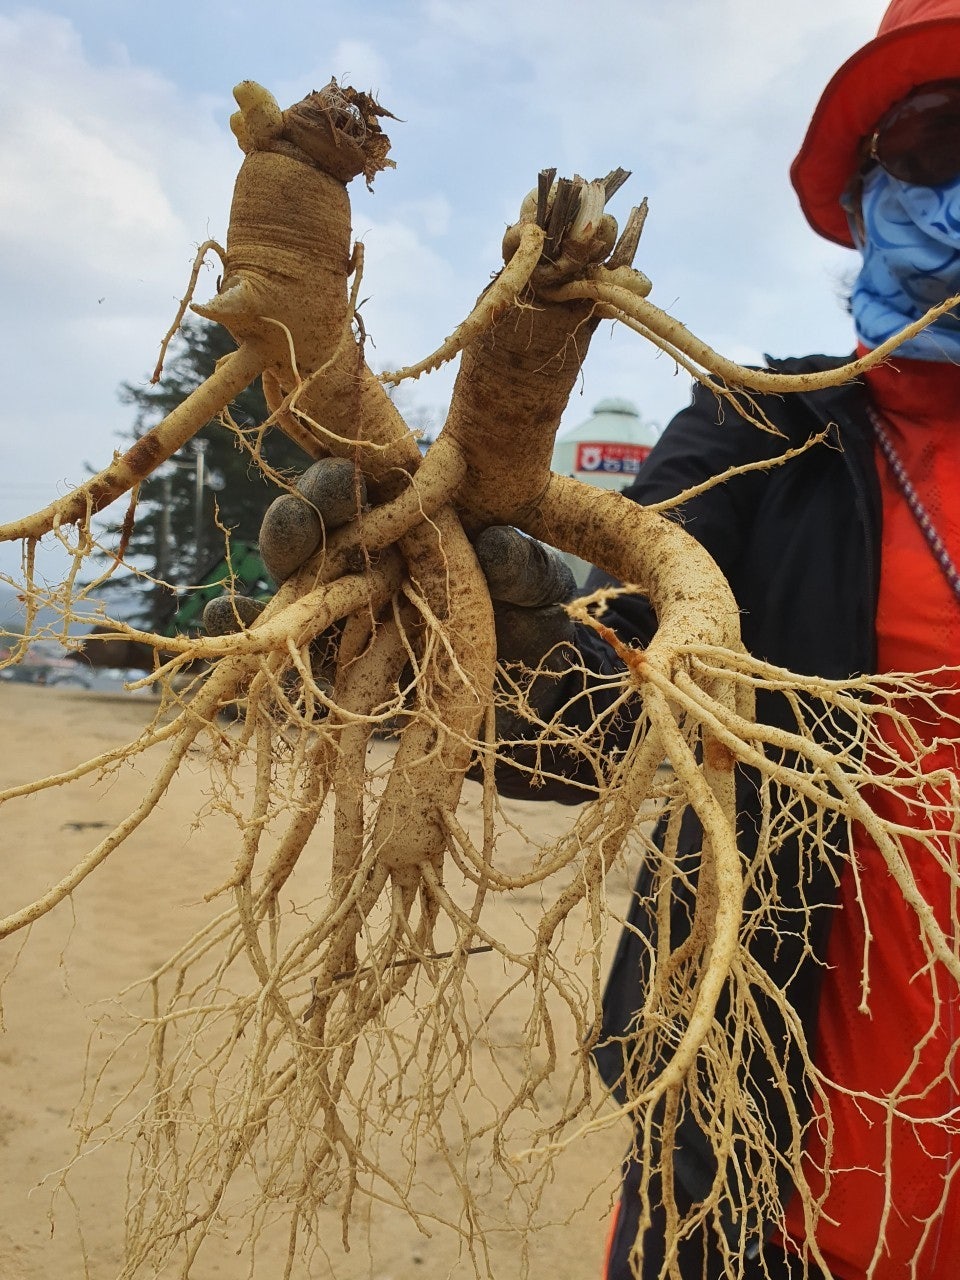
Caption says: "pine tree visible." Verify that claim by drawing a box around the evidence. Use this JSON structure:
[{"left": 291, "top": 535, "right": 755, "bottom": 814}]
[{"left": 95, "top": 319, "right": 308, "bottom": 631}]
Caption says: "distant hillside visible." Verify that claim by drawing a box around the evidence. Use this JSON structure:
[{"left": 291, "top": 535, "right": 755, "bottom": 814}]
[{"left": 0, "top": 582, "right": 101, "bottom": 639}]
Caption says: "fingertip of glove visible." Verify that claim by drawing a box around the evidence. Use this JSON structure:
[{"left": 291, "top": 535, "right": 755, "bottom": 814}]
[
  {"left": 259, "top": 493, "right": 323, "bottom": 583},
  {"left": 203, "top": 594, "right": 265, "bottom": 636},
  {"left": 296, "top": 458, "right": 367, "bottom": 527}
]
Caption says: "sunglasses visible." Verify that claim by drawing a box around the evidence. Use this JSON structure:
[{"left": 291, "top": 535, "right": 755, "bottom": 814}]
[{"left": 860, "top": 78, "right": 960, "bottom": 188}]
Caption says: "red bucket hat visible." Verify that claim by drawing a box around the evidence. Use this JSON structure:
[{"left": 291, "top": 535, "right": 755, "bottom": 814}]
[{"left": 791, "top": 0, "right": 960, "bottom": 247}]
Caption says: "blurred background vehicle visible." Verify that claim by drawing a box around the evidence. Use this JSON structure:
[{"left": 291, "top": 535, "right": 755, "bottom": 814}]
[{"left": 0, "top": 639, "right": 94, "bottom": 688}]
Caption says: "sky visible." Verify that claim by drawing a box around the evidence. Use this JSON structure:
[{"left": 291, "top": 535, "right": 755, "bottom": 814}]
[{"left": 0, "top": 0, "right": 887, "bottom": 589}]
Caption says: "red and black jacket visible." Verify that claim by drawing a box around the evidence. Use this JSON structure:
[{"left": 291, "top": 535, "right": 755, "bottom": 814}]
[{"left": 504, "top": 353, "right": 885, "bottom": 1230}]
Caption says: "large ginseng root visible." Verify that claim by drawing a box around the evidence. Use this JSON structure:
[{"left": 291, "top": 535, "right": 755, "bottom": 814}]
[{"left": 2, "top": 79, "right": 958, "bottom": 1280}]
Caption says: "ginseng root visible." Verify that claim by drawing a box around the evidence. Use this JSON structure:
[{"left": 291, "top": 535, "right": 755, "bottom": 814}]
[{"left": 2, "top": 78, "right": 957, "bottom": 1280}]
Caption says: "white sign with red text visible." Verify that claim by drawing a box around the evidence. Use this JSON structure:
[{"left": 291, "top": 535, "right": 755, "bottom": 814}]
[{"left": 574, "top": 441, "right": 652, "bottom": 476}]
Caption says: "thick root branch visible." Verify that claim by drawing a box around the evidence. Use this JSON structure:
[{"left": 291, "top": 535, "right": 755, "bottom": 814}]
[{"left": 3, "top": 93, "right": 956, "bottom": 1280}]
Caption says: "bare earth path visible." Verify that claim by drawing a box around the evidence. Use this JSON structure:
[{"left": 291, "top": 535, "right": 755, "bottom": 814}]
[{"left": 0, "top": 684, "right": 635, "bottom": 1280}]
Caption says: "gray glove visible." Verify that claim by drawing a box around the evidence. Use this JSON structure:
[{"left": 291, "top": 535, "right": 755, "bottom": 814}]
[
  {"left": 203, "top": 464, "right": 584, "bottom": 798},
  {"left": 203, "top": 592, "right": 266, "bottom": 636},
  {"left": 468, "top": 526, "right": 590, "bottom": 803},
  {"left": 203, "top": 462, "right": 579, "bottom": 703},
  {"left": 201, "top": 457, "right": 366, "bottom": 637},
  {"left": 258, "top": 457, "right": 367, "bottom": 584},
  {"left": 473, "top": 525, "right": 576, "bottom": 666}
]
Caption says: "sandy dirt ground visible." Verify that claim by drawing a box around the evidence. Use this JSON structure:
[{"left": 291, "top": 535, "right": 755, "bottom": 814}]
[{"left": 0, "top": 683, "right": 642, "bottom": 1280}]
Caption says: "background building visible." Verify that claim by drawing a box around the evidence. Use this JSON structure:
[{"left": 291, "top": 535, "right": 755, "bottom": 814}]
[{"left": 551, "top": 398, "right": 660, "bottom": 583}]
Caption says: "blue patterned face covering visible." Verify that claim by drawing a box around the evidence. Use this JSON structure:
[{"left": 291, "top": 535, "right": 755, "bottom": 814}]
[{"left": 848, "top": 166, "right": 960, "bottom": 362}]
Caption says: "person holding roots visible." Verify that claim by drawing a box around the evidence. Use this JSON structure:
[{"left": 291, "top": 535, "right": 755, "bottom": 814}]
[
  {"left": 586, "top": 4, "right": 960, "bottom": 1274},
  {"left": 215, "top": 0, "right": 960, "bottom": 1275}
]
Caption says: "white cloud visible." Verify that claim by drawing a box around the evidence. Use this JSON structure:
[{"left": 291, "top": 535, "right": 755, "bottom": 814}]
[
  {"left": 1, "top": 0, "right": 895, "bottom": 586},
  {"left": 354, "top": 217, "right": 464, "bottom": 386},
  {"left": 0, "top": 103, "right": 179, "bottom": 288},
  {"left": 0, "top": 12, "right": 234, "bottom": 297},
  {"left": 0, "top": 11, "right": 238, "bottom": 579},
  {"left": 271, "top": 39, "right": 396, "bottom": 111}
]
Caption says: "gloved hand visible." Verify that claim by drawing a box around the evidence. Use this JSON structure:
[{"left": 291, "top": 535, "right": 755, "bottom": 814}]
[
  {"left": 201, "top": 457, "right": 367, "bottom": 636},
  {"left": 205, "top": 456, "right": 575, "bottom": 640},
  {"left": 472, "top": 525, "right": 576, "bottom": 677},
  {"left": 258, "top": 456, "right": 367, "bottom": 584},
  {"left": 203, "top": 457, "right": 590, "bottom": 797},
  {"left": 472, "top": 524, "right": 581, "bottom": 747}
]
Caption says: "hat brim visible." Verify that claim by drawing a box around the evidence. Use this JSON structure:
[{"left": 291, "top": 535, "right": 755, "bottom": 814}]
[{"left": 791, "top": 19, "right": 960, "bottom": 246}]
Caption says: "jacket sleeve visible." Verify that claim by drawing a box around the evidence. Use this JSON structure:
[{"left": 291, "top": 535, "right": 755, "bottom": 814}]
[
  {"left": 580, "top": 377, "right": 797, "bottom": 641},
  {"left": 493, "top": 379, "right": 796, "bottom": 803}
]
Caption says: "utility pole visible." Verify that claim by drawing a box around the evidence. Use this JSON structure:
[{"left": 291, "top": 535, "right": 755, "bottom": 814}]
[
  {"left": 193, "top": 440, "right": 208, "bottom": 576},
  {"left": 155, "top": 444, "right": 211, "bottom": 605},
  {"left": 157, "top": 473, "right": 172, "bottom": 585},
  {"left": 152, "top": 445, "right": 211, "bottom": 634}
]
